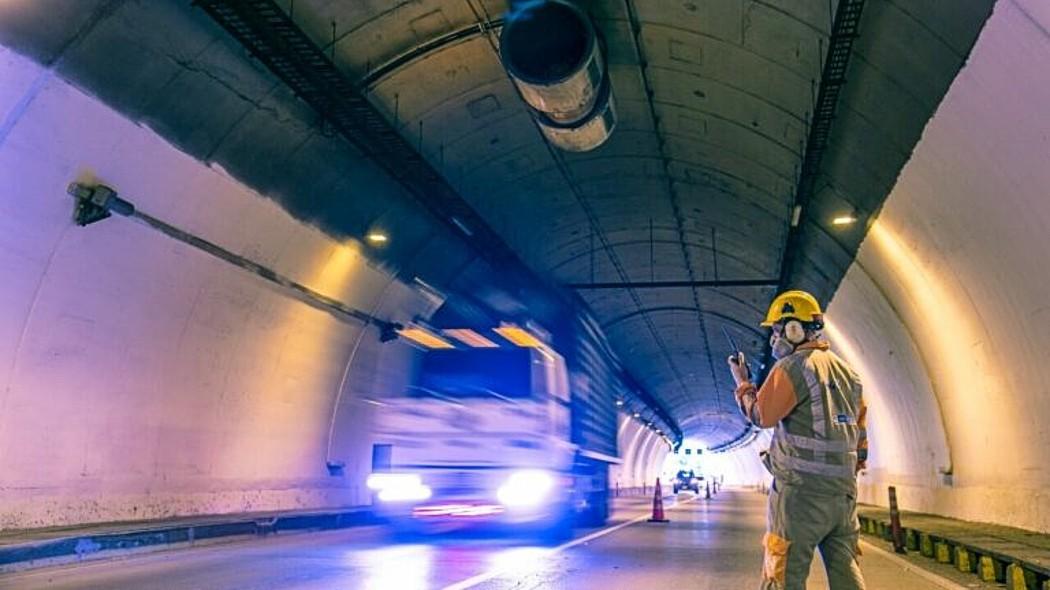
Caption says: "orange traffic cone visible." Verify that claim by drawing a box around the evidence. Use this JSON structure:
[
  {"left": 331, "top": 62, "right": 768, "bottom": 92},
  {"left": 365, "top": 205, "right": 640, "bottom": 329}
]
[{"left": 648, "top": 478, "right": 669, "bottom": 522}]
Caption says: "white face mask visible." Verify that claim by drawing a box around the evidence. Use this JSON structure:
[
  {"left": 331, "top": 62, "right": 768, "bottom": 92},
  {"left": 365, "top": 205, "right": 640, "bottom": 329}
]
[{"left": 771, "top": 334, "right": 796, "bottom": 360}]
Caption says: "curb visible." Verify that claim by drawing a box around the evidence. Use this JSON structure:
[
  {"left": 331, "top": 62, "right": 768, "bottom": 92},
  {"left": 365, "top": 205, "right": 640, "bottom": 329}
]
[{"left": 0, "top": 508, "right": 375, "bottom": 573}]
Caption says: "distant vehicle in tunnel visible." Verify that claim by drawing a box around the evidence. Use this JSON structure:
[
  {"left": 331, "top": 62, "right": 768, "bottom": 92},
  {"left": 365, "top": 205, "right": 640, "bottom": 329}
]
[
  {"left": 672, "top": 469, "right": 702, "bottom": 494},
  {"left": 368, "top": 342, "right": 614, "bottom": 538}
]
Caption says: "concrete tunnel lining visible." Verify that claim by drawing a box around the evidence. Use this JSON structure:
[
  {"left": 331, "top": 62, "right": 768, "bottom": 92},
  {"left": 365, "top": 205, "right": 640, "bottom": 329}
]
[
  {"left": 722, "top": 0, "right": 1050, "bottom": 533},
  {"left": 0, "top": 44, "right": 673, "bottom": 528},
  {"left": 1, "top": 0, "right": 1049, "bottom": 545}
]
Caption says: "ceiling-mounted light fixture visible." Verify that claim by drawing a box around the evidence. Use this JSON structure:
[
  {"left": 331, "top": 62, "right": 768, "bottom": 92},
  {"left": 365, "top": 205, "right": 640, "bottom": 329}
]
[
  {"left": 615, "top": 399, "right": 624, "bottom": 407},
  {"left": 832, "top": 215, "right": 857, "bottom": 226},
  {"left": 397, "top": 326, "right": 454, "bottom": 349},
  {"left": 366, "top": 231, "right": 389, "bottom": 244},
  {"left": 443, "top": 328, "right": 499, "bottom": 348}
]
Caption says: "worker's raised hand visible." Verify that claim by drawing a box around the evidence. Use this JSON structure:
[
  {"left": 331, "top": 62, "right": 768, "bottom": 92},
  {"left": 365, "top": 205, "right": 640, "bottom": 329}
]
[{"left": 727, "top": 353, "right": 750, "bottom": 387}]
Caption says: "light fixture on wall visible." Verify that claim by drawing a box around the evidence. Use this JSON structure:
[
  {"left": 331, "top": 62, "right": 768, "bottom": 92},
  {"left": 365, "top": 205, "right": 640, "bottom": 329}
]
[
  {"left": 494, "top": 323, "right": 545, "bottom": 348},
  {"left": 397, "top": 325, "right": 454, "bottom": 349},
  {"left": 832, "top": 214, "right": 858, "bottom": 226}
]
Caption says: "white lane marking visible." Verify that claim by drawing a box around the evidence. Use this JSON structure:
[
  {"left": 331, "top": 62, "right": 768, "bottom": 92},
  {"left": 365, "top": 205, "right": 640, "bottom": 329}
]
[
  {"left": 859, "top": 540, "right": 969, "bottom": 590},
  {"left": 441, "top": 496, "right": 695, "bottom": 590}
]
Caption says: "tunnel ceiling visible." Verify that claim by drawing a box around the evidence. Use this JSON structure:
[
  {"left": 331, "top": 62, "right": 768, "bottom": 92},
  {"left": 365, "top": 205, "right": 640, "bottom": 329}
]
[{"left": 0, "top": 0, "right": 994, "bottom": 445}]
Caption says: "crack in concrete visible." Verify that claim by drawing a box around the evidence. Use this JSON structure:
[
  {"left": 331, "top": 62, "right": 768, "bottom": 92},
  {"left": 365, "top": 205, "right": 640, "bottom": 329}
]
[{"left": 165, "top": 54, "right": 289, "bottom": 125}]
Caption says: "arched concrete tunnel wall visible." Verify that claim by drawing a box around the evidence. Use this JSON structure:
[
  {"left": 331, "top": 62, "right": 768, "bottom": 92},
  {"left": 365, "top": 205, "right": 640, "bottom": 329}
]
[
  {"left": 4, "top": 0, "right": 1047, "bottom": 537},
  {"left": 827, "top": 0, "right": 1050, "bottom": 533},
  {"left": 0, "top": 46, "right": 437, "bottom": 529},
  {"left": 610, "top": 414, "right": 670, "bottom": 491},
  {"left": 718, "top": 0, "right": 1050, "bottom": 533},
  {"left": 0, "top": 45, "right": 673, "bottom": 530},
  {"left": 704, "top": 432, "right": 772, "bottom": 488}
]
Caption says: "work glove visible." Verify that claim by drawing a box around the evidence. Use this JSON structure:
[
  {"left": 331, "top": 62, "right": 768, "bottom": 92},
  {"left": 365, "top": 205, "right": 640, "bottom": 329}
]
[{"left": 727, "top": 352, "right": 750, "bottom": 387}]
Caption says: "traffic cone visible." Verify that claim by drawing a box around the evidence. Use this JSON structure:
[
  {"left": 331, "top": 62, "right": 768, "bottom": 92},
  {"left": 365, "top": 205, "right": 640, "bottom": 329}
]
[
  {"left": 648, "top": 478, "right": 669, "bottom": 522},
  {"left": 705, "top": 481, "right": 711, "bottom": 499}
]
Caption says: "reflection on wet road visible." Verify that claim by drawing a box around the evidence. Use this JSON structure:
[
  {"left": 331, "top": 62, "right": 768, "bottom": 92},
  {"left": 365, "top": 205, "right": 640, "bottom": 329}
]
[{"left": 0, "top": 492, "right": 971, "bottom": 590}]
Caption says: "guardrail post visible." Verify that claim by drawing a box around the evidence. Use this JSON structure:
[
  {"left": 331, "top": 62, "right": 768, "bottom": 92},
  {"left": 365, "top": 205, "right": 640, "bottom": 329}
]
[
  {"left": 905, "top": 529, "right": 918, "bottom": 551},
  {"left": 935, "top": 541, "right": 952, "bottom": 563},
  {"left": 888, "top": 486, "right": 906, "bottom": 553},
  {"left": 955, "top": 547, "right": 973, "bottom": 573},
  {"left": 920, "top": 533, "right": 935, "bottom": 557},
  {"left": 1006, "top": 563, "right": 1037, "bottom": 590},
  {"left": 979, "top": 555, "right": 1005, "bottom": 582}
]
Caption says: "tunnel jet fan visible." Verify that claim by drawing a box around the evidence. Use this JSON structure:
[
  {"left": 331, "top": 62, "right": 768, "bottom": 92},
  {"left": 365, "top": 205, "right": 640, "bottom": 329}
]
[{"left": 500, "top": 0, "right": 617, "bottom": 152}]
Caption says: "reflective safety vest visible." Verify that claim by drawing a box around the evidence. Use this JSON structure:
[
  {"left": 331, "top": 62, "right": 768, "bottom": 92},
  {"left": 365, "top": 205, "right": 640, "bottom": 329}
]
[{"left": 767, "top": 344, "right": 866, "bottom": 495}]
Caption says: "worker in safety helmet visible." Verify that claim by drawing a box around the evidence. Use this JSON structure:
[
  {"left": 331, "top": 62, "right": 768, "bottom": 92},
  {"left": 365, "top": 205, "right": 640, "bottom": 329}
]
[{"left": 727, "top": 290, "right": 868, "bottom": 590}]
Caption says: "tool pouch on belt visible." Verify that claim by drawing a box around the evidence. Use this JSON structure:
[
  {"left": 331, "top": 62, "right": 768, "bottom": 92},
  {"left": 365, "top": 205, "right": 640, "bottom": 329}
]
[{"left": 762, "top": 532, "right": 791, "bottom": 587}]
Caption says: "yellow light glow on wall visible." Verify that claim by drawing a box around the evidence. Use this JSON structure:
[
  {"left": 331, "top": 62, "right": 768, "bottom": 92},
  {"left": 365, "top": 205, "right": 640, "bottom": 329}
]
[
  {"left": 307, "top": 243, "right": 363, "bottom": 303},
  {"left": 397, "top": 327, "right": 454, "bottom": 349},
  {"left": 494, "top": 325, "right": 544, "bottom": 348},
  {"left": 442, "top": 329, "right": 499, "bottom": 348},
  {"left": 823, "top": 318, "right": 909, "bottom": 473},
  {"left": 866, "top": 219, "right": 1017, "bottom": 474},
  {"left": 832, "top": 215, "right": 858, "bottom": 226}
]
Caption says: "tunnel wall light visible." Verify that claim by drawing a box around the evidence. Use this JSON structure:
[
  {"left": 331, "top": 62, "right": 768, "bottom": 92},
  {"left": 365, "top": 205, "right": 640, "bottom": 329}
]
[
  {"left": 366, "top": 232, "right": 389, "bottom": 244},
  {"left": 397, "top": 327, "right": 454, "bottom": 349},
  {"left": 443, "top": 329, "right": 499, "bottom": 348},
  {"left": 832, "top": 215, "right": 858, "bottom": 226},
  {"left": 494, "top": 324, "right": 545, "bottom": 348}
]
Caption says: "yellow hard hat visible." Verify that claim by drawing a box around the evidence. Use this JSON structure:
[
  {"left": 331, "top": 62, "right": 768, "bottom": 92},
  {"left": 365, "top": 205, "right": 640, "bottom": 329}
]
[{"left": 761, "top": 290, "right": 824, "bottom": 327}]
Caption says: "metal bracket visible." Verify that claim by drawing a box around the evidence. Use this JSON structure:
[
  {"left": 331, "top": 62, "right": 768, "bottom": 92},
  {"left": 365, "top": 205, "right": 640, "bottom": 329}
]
[{"left": 67, "top": 182, "right": 135, "bottom": 226}]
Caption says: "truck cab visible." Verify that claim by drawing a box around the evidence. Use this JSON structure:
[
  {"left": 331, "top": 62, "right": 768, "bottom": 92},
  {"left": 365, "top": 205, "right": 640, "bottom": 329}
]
[{"left": 368, "top": 345, "right": 608, "bottom": 535}]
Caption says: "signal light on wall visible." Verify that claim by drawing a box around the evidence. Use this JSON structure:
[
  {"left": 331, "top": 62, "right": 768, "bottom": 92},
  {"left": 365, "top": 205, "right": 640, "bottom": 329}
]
[
  {"left": 494, "top": 324, "right": 545, "bottom": 348},
  {"left": 443, "top": 329, "right": 499, "bottom": 348},
  {"left": 397, "top": 326, "right": 454, "bottom": 349}
]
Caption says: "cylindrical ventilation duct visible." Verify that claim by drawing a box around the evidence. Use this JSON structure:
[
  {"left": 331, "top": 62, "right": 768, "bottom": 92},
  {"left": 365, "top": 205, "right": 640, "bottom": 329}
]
[{"left": 500, "top": 0, "right": 616, "bottom": 152}]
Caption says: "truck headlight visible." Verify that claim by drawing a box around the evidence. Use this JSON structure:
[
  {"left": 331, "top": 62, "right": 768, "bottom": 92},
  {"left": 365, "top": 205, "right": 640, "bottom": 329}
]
[
  {"left": 367, "top": 473, "right": 432, "bottom": 503},
  {"left": 497, "top": 470, "right": 555, "bottom": 507}
]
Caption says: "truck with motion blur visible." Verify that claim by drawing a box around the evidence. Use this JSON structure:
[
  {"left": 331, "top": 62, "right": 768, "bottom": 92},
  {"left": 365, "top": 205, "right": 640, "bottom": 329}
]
[{"left": 368, "top": 329, "right": 620, "bottom": 538}]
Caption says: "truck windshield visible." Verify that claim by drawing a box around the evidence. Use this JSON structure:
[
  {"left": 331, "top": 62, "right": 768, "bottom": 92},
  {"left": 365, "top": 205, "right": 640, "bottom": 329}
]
[{"left": 411, "top": 348, "right": 534, "bottom": 399}]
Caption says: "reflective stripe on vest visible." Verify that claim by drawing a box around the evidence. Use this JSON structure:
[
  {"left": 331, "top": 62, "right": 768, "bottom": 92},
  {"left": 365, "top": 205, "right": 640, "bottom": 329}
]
[
  {"left": 769, "top": 348, "right": 859, "bottom": 481},
  {"left": 779, "top": 432, "right": 850, "bottom": 453},
  {"left": 777, "top": 454, "right": 856, "bottom": 479}
]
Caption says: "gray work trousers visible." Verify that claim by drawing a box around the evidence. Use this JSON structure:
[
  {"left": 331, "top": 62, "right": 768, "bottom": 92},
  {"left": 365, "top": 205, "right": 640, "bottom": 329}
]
[{"left": 760, "top": 482, "right": 866, "bottom": 590}]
